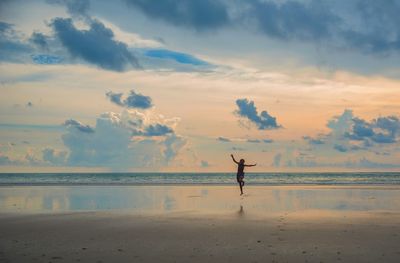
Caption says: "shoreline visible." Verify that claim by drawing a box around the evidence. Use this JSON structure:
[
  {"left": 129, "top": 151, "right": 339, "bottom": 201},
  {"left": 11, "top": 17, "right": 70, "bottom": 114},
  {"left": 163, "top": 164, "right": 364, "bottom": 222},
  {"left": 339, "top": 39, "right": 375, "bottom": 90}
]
[
  {"left": 1, "top": 183, "right": 400, "bottom": 187},
  {"left": 1, "top": 185, "right": 400, "bottom": 262}
]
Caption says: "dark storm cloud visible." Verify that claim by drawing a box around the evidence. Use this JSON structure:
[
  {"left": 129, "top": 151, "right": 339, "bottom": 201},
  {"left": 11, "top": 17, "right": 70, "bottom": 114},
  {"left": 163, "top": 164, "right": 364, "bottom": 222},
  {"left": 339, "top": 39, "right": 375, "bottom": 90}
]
[
  {"left": 124, "top": 0, "right": 338, "bottom": 40},
  {"left": 341, "top": 0, "right": 400, "bottom": 54},
  {"left": 47, "top": 0, "right": 90, "bottom": 17},
  {"left": 248, "top": 0, "right": 400, "bottom": 54},
  {"left": 124, "top": 0, "right": 400, "bottom": 55},
  {"left": 29, "top": 32, "right": 49, "bottom": 50},
  {"left": 0, "top": 21, "right": 32, "bottom": 62},
  {"left": 249, "top": 0, "right": 339, "bottom": 41},
  {"left": 124, "top": 0, "right": 230, "bottom": 31},
  {"left": 0, "top": 21, "right": 12, "bottom": 32},
  {"left": 235, "top": 98, "right": 280, "bottom": 130},
  {"left": 106, "top": 90, "right": 153, "bottom": 109},
  {"left": 51, "top": 17, "right": 139, "bottom": 71},
  {"left": 2, "top": 0, "right": 400, "bottom": 74}
]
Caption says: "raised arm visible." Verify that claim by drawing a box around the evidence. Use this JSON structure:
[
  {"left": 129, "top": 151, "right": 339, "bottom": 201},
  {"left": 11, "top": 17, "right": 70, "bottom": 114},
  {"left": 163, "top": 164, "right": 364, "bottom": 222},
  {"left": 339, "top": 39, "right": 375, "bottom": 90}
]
[{"left": 230, "top": 154, "right": 239, "bottom": 164}]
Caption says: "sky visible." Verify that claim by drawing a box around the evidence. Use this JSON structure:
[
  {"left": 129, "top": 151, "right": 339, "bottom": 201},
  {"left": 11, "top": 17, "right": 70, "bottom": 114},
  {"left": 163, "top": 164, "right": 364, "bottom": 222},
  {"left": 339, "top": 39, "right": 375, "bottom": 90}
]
[{"left": 0, "top": 0, "right": 400, "bottom": 172}]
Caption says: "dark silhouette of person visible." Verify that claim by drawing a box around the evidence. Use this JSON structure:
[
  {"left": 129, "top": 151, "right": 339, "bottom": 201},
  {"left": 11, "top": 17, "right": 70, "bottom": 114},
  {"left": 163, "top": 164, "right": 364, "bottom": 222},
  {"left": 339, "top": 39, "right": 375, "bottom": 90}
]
[{"left": 230, "top": 154, "right": 256, "bottom": 195}]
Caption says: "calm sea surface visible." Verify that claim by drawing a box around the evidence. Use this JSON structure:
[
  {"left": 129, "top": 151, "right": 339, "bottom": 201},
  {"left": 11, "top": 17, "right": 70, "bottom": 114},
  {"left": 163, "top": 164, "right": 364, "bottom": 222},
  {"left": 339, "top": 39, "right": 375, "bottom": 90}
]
[{"left": 0, "top": 172, "right": 399, "bottom": 185}]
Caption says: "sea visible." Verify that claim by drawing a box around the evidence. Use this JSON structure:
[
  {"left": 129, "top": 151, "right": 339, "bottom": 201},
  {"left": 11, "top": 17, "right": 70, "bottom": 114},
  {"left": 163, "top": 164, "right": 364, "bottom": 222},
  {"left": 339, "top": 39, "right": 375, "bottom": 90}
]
[{"left": 0, "top": 172, "right": 399, "bottom": 185}]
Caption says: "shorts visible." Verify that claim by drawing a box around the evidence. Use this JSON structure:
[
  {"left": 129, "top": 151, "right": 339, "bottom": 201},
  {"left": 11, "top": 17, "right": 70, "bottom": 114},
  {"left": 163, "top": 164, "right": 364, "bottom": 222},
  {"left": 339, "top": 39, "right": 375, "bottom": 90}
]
[{"left": 237, "top": 173, "right": 244, "bottom": 183}]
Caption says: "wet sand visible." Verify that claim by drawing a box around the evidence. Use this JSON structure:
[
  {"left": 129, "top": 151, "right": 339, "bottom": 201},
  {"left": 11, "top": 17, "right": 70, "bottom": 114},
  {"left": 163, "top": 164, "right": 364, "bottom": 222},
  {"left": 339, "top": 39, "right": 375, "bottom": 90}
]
[{"left": 1, "top": 185, "right": 400, "bottom": 262}]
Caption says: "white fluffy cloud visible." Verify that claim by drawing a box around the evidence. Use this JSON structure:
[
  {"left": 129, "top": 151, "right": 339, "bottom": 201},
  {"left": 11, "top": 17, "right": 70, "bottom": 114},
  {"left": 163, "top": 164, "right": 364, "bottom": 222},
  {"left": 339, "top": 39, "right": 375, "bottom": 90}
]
[{"left": 62, "top": 109, "right": 185, "bottom": 168}]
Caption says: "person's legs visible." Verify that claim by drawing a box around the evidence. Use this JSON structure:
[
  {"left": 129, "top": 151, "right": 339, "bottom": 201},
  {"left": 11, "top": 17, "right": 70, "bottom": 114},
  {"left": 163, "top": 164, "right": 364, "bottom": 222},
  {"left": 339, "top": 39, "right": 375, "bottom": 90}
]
[{"left": 238, "top": 176, "right": 244, "bottom": 195}]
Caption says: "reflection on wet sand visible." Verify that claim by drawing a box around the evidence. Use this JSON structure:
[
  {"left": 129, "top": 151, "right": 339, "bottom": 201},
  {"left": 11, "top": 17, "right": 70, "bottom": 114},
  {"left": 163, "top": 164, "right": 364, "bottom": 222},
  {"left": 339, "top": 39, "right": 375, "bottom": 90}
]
[
  {"left": 1, "top": 185, "right": 400, "bottom": 216},
  {"left": 237, "top": 205, "right": 245, "bottom": 218}
]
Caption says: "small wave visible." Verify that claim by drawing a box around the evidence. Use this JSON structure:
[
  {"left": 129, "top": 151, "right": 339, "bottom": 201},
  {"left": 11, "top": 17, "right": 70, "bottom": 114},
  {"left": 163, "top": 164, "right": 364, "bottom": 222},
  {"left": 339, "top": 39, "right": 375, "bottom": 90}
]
[{"left": 0, "top": 172, "right": 399, "bottom": 186}]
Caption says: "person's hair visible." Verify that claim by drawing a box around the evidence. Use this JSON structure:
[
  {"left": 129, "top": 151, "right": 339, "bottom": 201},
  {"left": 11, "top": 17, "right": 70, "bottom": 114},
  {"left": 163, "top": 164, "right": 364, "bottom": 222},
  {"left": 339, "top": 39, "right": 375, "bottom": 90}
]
[{"left": 240, "top": 159, "right": 245, "bottom": 163}]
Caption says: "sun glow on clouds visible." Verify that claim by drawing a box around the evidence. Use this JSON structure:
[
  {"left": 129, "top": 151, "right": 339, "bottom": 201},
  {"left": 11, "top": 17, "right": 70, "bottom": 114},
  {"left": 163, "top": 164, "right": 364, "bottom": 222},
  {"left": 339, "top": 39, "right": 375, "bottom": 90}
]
[
  {"left": 99, "top": 19, "right": 163, "bottom": 48},
  {"left": 1, "top": 0, "right": 400, "bottom": 171},
  {"left": 1, "top": 61, "right": 400, "bottom": 171}
]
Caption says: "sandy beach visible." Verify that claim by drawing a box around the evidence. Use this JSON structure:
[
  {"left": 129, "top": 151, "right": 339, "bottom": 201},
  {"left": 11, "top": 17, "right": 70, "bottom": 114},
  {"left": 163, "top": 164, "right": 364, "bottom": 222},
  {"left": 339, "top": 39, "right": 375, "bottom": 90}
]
[{"left": 1, "top": 185, "right": 400, "bottom": 263}]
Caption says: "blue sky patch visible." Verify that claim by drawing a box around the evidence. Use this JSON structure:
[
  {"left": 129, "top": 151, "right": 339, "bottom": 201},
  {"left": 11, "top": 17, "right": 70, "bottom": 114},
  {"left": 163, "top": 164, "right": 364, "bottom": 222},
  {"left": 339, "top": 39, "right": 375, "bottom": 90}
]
[
  {"left": 144, "top": 49, "right": 209, "bottom": 66},
  {"left": 31, "top": 54, "right": 62, "bottom": 65}
]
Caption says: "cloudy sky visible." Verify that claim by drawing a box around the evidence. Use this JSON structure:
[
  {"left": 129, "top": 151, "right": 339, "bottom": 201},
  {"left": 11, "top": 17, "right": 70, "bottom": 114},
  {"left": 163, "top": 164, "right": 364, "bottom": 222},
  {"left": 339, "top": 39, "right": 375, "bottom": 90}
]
[{"left": 1, "top": 0, "right": 400, "bottom": 172}]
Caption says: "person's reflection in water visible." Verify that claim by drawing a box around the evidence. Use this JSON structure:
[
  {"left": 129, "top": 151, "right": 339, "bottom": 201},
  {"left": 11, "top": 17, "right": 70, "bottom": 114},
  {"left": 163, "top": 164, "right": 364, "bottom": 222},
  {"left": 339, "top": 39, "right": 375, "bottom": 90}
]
[{"left": 237, "top": 205, "right": 245, "bottom": 218}]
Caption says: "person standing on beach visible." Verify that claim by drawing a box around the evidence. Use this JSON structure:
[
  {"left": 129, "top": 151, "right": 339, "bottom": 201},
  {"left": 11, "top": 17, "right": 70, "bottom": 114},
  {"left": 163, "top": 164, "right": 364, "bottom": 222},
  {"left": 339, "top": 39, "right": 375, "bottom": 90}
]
[{"left": 231, "top": 154, "right": 256, "bottom": 195}]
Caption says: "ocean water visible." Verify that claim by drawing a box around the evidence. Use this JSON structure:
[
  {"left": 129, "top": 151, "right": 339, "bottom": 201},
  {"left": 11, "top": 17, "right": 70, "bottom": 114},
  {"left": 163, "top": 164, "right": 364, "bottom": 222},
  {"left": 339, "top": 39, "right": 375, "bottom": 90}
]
[
  {"left": 2, "top": 185, "right": 400, "bottom": 213},
  {"left": 0, "top": 172, "right": 399, "bottom": 185}
]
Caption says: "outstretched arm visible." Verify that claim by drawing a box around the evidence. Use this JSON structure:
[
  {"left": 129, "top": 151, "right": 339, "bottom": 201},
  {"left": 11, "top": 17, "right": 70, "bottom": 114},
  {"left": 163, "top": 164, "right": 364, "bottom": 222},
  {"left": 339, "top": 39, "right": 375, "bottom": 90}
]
[
  {"left": 230, "top": 154, "right": 239, "bottom": 164},
  {"left": 245, "top": 163, "right": 257, "bottom": 167}
]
